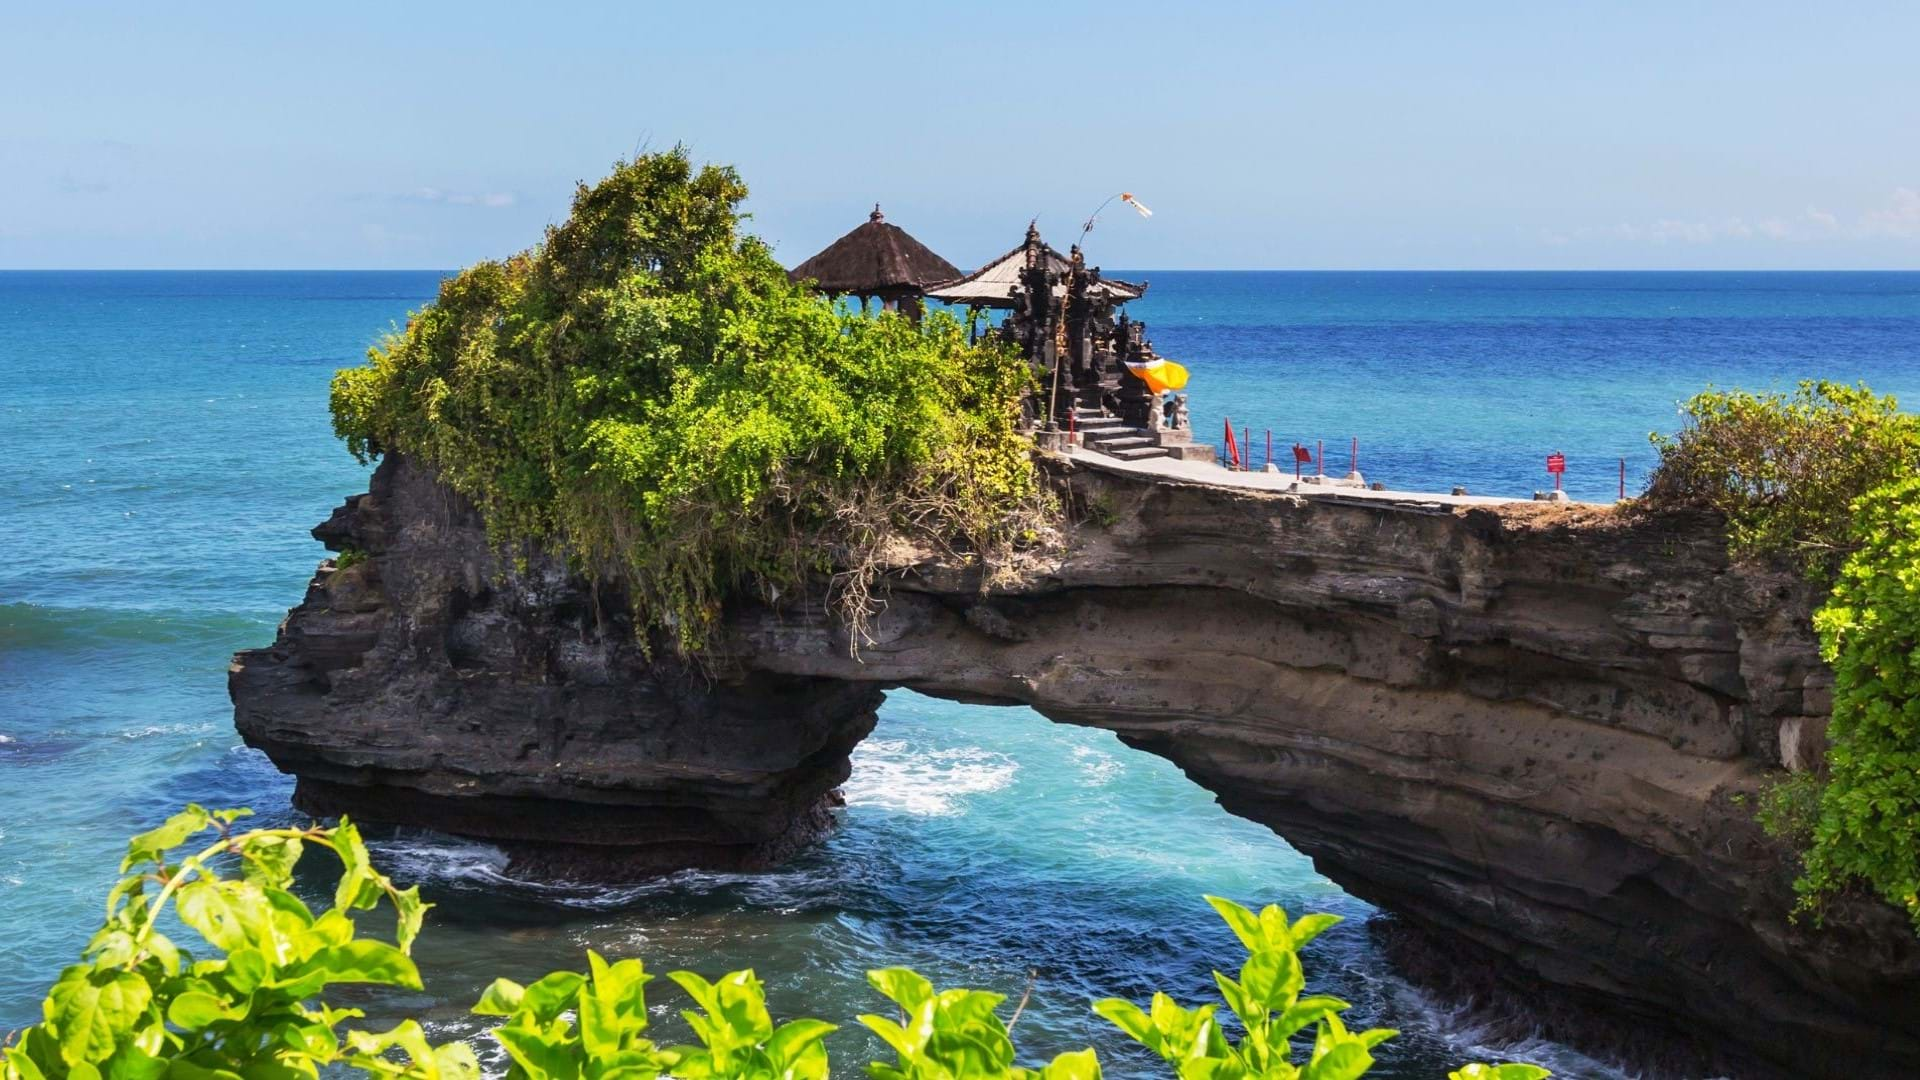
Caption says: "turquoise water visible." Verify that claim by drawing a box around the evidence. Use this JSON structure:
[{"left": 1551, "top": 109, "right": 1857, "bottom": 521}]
[{"left": 4, "top": 270, "right": 1919, "bottom": 1076}]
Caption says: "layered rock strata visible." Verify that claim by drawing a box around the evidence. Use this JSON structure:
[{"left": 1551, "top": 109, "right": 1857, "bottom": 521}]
[{"left": 231, "top": 454, "right": 1920, "bottom": 1077}]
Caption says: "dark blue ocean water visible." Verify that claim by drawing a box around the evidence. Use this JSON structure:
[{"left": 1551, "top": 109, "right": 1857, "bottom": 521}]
[
  {"left": 3, "top": 270, "right": 1917, "bottom": 1077},
  {"left": 1130, "top": 271, "right": 1920, "bottom": 500}
]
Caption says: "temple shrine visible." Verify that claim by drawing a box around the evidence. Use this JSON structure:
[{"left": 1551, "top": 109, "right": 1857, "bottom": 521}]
[{"left": 792, "top": 212, "right": 1213, "bottom": 463}]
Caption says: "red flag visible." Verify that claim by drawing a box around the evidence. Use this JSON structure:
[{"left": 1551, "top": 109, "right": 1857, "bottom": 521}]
[{"left": 1224, "top": 419, "right": 1241, "bottom": 469}]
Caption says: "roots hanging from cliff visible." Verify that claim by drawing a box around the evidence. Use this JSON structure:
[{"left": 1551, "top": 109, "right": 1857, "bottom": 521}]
[{"left": 820, "top": 469, "right": 1061, "bottom": 657}]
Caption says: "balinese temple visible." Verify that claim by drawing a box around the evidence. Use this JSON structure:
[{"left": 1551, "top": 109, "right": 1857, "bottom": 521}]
[
  {"left": 929, "top": 223, "right": 1213, "bottom": 463},
  {"left": 922, "top": 222, "right": 1147, "bottom": 310},
  {"left": 787, "top": 205, "right": 961, "bottom": 319}
]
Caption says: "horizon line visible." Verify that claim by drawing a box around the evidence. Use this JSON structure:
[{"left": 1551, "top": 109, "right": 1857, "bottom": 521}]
[{"left": 5, "top": 266, "right": 1920, "bottom": 275}]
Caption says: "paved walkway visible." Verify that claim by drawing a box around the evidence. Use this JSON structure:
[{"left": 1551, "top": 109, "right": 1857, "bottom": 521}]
[{"left": 1063, "top": 443, "right": 1606, "bottom": 509}]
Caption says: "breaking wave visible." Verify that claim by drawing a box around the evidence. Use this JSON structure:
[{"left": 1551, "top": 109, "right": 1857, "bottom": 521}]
[{"left": 842, "top": 738, "right": 1019, "bottom": 816}]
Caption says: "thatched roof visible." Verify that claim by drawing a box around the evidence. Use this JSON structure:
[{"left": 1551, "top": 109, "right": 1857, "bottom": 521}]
[
  {"left": 923, "top": 223, "right": 1146, "bottom": 309},
  {"left": 788, "top": 206, "right": 962, "bottom": 298}
]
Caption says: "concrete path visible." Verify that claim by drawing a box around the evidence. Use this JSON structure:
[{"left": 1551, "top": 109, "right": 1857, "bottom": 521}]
[{"left": 1062, "top": 443, "right": 1608, "bottom": 509}]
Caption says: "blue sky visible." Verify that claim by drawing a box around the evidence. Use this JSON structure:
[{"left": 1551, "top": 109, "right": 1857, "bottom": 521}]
[{"left": 4, "top": 1, "right": 1918, "bottom": 270}]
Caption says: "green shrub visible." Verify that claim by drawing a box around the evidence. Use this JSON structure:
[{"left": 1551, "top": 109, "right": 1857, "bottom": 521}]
[
  {"left": 1753, "top": 771, "right": 1823, "bottom": 848},
  {"left": 1646, "top": 385, "right": 1920, "bottom": 931},
  {"left": 0, "top": 808, "right": 1552, "bottom": 1080},
  {"left": 1798, "top": 476, "right": 1920, "bottom": 929},
  {"left": 1643, "top": 381, "right": 1920, "bottom": 576},
  {"left": 329, "top": 149, "right": 1051, "bottom": 654}
]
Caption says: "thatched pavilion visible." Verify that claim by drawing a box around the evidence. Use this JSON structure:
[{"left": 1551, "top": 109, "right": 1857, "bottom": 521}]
[{"left": 787, "top": 206, "right": 961, "bottom": 318}]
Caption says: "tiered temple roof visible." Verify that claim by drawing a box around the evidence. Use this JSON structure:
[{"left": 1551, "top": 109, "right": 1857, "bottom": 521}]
[{"left": 923, "top": 223, "right": 1146, "bottom": 309}]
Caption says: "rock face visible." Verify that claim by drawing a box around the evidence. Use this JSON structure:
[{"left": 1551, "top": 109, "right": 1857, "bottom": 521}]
[{"left": 232, "top": 455, "right": 1920, "bottom": 1078}]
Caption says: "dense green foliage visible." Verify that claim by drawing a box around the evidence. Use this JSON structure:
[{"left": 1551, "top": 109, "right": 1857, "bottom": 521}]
[
  {"left": 1642, "top": 380, "right": 1920, "bottom": 576},
  {"left": 1645, "top": 383, "right": 1920, "bottom": 931},
  {"left": 2, "top": 810, "right": 1550, "bottom": 1080},
  {"left": 1799, "top": 477, "right": 1920, "bottom": 929},
  {"left": 330, "top": 150, "right": 1049, "bottom": 653},
  {"left": 0, "top": 806, "right": 459, "bottom": 1080}
]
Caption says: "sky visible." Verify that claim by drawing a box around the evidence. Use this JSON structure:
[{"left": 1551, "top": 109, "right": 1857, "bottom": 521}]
[{"left": 4, "top": 1, "right": 1918, "bottom": 271}]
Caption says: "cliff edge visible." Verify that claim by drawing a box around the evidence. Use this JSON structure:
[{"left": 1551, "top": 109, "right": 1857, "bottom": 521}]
[{"left": 231, "top": 454, "right": 1920, "bottom": 1077}]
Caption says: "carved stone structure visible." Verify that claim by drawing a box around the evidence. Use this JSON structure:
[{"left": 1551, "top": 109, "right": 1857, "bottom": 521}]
[{"left": 928, "top": 224, "right": 1211, "bottom": 462}]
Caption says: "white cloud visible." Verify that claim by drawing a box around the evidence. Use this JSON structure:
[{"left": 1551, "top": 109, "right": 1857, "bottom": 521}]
[
  {"left": 1861, "top": 187, "right": 1920, "bottom": 238},
  {"left": 1546, "top": 190, "right": 1918, "bottom": 248},
  {"left": 403, "top": 186, "right": 516, "bottom": 208}
]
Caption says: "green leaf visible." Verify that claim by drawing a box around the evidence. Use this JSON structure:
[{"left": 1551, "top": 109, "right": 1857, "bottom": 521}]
[
  {"left": 1358, "top": 1028, "right": 1397, "bottom": 1050},
  {"left": 344, "top": 1019, "right": 442, "bottom": 1077},
  {"left": 431, "top": 1041, "right": 482, "bottom": 1080},
  {"left": 1449, "top": 1066, "right": 1550, "bottom": 1080},
  {"left": 1289, "top": 913, "right": 1341, "bottom": 948},
  {"left": 305, "top": 941, "right": 423, "bottom": 991},
  {"left": 856, "top": 1014, "right": 921, "bottom": 1062},
  {"left": 4, "top": 1044, "right": 51, "bottom": 1080},
  {"left": 1256, "top": 905, "right": 1295, "bottom": 955},
  {"left": 864, "top": 968, "right": 932, "bottom": 1011},
  {"left": 328, "top": 819, "right": 384, "bottom": 912},
  {"left": 1038, "top": 1048, "right": 1102, "bottom": 1080},
  {"left": 1273, "top": 995, "right": 1351, "bottom": 1040},
  {"left": 166, "top": 991, "right": 245, "bottom": 1029},
  {"left": 390, "top": 886, "right": 430, "bottom": 953},
  {"left": 44, "top": 967, "right": 153, "bottom": 1066},
  {"left": 764, "top": 1019, "right": 836, "bottom": 1069},
  {"left": 1203, "top": 896, "right": 1264, "bottom": 955},
  {"left": 1091, "top": 999, "right": 1153, "bottom": 1052},
  {"left": 1239, "top": 949, "right": 1304, "bottom": 1013},
  {"left": 1304, "top": 1041, "right": 1373, "bottom": 1080},
  {"left": 176, "top": 879, "right": 269, "bottom": 953},
  {"left": 121, "top": 806, "right": 210, "bottom": 872},
  {"left": 103, "top": 1044, "right": 168, "bottom": 1080},
  {"left": 519, "top": 970, "right": 587, "bottom": 1025},
  {"left": 493, "top": 1022, "right": 582, "bottom": 1080},
  {"left": 238, "top": 834, "right": 304, "bottom": 890},
  {"left": 472, "top": 977, "right": 526, "bottom": 1016},
  {"left": 580, "top": 953, "right": 652, "bottom": 1056}
]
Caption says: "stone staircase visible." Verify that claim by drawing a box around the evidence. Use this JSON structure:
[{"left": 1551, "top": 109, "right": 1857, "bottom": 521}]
[
  {"left": 1068, "top": 397, "right": 1216, "bottom": 462},
  {"left": 1074, "top": 408, "right": 1169, "bottom": 460}
]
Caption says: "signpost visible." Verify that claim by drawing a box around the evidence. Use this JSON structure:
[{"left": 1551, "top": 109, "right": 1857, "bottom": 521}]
[{"left": 1546, "top": 451, "right": 1566, "bottom": 491}]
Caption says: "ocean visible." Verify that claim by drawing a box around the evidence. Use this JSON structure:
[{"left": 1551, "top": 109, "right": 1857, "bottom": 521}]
[{"left": 3, "top": 270, "right": 1918, "bottom": 1077}]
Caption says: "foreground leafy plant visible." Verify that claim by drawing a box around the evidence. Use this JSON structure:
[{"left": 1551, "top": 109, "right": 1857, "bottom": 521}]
[
  {"left": 1097, "top": 896, "right": 1444, "bottom": 1080},
  {"left": 1, "top": 805, "right": 472, "bottom": 1080},
  {"left": 3, "top": 809, "right": 1551, "bottom": 1080},
  {"left": 859, "top": 968, "right": 1095, "bottom": 1080}
]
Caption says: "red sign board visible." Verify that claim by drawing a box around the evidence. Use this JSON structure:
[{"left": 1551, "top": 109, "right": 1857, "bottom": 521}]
[{"left": 1546, "top": 452, "right": 1566, "bottom": 475}]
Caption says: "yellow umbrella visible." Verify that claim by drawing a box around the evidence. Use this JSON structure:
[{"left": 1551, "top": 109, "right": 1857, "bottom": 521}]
[{"left": 1124, "top": 357, "right": 1189, "bottom": 395}]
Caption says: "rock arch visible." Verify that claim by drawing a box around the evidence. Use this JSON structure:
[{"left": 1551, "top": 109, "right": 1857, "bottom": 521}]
[{"left": 232, "top": 455, "right": 1920, "bottom": 1078}]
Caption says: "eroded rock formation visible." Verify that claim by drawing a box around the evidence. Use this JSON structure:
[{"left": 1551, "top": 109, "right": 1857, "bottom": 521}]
[{"left": 231, "top": 455, "right": 1920, "bottom": 1078}]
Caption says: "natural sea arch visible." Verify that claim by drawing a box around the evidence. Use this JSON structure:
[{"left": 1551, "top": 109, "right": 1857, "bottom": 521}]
[{"left": 232, "top": 455, "right": 1920, "bottom": 1079}]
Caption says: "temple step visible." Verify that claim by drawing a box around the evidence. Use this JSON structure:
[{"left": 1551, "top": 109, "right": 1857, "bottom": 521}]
[
  {"left": 1110, "top": 445, "right": 1172, "bottom": 461},
  {"left": 1090, "top": 435, "right": 1157, "bottom": 452}
]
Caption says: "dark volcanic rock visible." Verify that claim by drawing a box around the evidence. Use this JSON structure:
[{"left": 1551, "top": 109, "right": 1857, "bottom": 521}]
[
  {"left": 231, "top": 457, "right": 881, "bottom": 874},
  {"left": 232, "top": 454, "right": 1920, "bottom": 1078}
]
